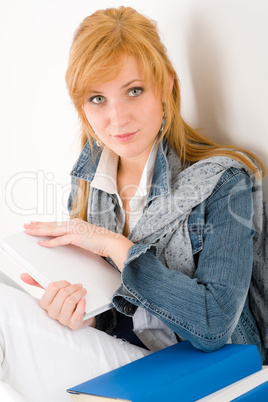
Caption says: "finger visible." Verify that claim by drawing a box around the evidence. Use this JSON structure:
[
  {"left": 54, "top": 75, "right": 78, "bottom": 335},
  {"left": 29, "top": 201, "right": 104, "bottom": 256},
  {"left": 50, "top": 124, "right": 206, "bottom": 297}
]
[
  {"left": 38, "top": 234, "right": 74, "bottom": 248},
  {"left": 40, "top": 280, "right": 71, "bottom": 310},
  {"left": 43, "top": 283, "right": 86, "bottom": 323},
  {"left": 24, "top": 219, "right": 82, "bottom": 231},
  {"left": 20, "top": 273, "right": 44, "bottom": 289},
  {"left": 24, "top": 222, "right": 68, "bottom": 237},
  {"left": 69, "top": 298, "right": 87, "bottom": 330},
  {"left": 83, "top": 316, "right": 96, "bottom": 328},
  {"left": 57, "top": 287, "right": 87, "bottom": 324},
  {"left": 27, "top": 221, "right": 58, "bottom": 226},
  {"left": 23, "top": 220, "right": 86, "bottom": 238},
  {"left": 24, "top": 221, "right": 60, "bottom": 230}
]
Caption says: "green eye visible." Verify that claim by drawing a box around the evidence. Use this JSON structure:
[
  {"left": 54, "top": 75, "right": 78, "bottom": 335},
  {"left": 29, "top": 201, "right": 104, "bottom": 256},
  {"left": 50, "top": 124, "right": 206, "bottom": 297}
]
[
  {"left": 129, "top": 88, "right": 143, "bottom": 97},
  {"left": 90, "top": 96, "right": 105, "bottom": 104}
]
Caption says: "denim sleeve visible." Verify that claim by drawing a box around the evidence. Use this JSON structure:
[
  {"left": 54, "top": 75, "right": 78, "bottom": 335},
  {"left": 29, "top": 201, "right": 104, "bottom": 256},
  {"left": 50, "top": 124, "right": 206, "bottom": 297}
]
[{"left": 118, "top": 170, "right": 255, "bottom": 352}]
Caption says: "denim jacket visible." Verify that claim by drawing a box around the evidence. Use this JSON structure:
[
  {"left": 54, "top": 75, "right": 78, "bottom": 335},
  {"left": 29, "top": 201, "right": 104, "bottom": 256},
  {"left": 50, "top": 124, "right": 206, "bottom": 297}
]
[{"left": 68, "top": 139, "right": 267, "bottom": 363}]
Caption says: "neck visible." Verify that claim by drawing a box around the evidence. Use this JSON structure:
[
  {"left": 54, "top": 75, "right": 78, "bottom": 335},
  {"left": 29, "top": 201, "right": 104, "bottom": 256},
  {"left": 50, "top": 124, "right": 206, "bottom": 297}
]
[
  {"left": 117, "top": 150, "right": 151, "bottom": 204},
  {"left": 118, "top": 155, "right": 146, "bottom": 179},
  {"left": 118, "top": 141, "right": 156, "bottom": 178}
]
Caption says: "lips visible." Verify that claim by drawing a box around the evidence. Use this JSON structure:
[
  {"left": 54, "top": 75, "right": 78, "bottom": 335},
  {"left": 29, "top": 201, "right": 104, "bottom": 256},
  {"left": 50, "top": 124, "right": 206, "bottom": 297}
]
[{"left": 113, "top": 131, "right": 137, "bottom": 142}]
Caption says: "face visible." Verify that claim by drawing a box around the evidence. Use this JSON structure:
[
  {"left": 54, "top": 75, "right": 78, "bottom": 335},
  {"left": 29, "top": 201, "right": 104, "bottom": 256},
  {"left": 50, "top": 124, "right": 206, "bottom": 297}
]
[{"left": 83, "top": 56, "right": 163, "bottom": 165}]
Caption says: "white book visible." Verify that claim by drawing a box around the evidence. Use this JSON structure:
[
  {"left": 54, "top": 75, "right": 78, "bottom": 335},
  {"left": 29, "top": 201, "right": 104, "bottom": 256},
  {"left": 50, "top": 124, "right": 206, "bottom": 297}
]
[
  {"left": 196, "top": 366, "right": 268, "bottom": 401},
  {"left": 1, "top": 231, "right": 121, "bottom": 320}
]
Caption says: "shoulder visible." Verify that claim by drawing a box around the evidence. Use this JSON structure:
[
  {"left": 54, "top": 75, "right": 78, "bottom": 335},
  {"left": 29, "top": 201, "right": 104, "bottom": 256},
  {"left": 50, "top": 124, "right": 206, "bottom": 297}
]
[
  {"left": 188, "top": 167, "right": 255, "bottom": 257},
  {"left": 188, "top": 167, "right": 254, "bottom": 227},
  {"left": 206, "top": 167, "right": 253, "bottom": 206}
]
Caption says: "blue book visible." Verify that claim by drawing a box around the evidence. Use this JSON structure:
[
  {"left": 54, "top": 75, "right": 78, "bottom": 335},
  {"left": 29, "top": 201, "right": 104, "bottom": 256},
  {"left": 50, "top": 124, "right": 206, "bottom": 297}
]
[
  {"left": 197, "top": 366, "right": 268, "bottom": 400},
  {"left": 232, "top": 381, "right": 268, "bottom": 401},
  {"left": 67, "top": 341, "right": 262, "bottom": 401}
]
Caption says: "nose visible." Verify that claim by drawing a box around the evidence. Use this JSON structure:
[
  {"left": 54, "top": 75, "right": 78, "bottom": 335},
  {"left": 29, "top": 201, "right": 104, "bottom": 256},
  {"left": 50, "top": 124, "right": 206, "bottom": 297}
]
[{"left": 109, "top": 102, "right": 131, "bottom": 129}]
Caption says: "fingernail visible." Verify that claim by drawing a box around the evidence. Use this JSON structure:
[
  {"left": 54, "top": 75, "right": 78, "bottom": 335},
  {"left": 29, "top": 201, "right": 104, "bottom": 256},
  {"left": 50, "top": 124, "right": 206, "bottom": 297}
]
[{"left": 24, "top": 223, "right": 30, "bottom": 228}]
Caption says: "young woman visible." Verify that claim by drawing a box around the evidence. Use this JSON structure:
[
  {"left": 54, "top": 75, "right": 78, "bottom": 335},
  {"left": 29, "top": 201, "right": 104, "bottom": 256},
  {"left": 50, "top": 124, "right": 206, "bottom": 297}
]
[{"left": 1, "top": 6, "right": 267, "bottom": 402}]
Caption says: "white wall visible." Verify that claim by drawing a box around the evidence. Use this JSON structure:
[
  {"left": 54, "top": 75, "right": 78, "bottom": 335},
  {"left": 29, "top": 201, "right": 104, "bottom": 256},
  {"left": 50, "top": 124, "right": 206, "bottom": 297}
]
[{"left": 1, "top": 0, "right": 268, "bottom": 281}]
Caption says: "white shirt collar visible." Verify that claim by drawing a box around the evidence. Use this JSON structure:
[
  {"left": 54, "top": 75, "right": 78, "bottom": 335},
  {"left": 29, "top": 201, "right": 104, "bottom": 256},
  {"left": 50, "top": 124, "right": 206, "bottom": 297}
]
[
  {"left": 90, "top": 147, "right": 119, "bottom": 194},
  {"left": 90, "top": 142, "right": 158, "bottom": 202}
]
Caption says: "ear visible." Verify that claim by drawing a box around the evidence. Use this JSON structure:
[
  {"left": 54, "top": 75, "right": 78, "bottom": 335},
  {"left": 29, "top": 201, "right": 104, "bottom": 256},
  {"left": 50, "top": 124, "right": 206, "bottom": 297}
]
[
  {"left": 169, "top": 73, "right": 174, "bottom": 93},
  {"left": 162, "top": 73, "right": 175, "bottom": 103}
]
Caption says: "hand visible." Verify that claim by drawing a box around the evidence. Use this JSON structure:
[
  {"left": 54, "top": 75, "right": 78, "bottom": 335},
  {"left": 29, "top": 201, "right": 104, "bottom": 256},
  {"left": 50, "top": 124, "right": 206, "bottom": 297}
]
[
  {"left": 20, "top": 273, "right": 96, "bottom": 329},
  {"left": 24, "top": 219, "right": 120, "bottom": 257},
  {"left": 40, "top": 280, "right": 95, "bottom": 329},
  {"left": 24, "top": 219, "right": 134, "bottom": 271}
]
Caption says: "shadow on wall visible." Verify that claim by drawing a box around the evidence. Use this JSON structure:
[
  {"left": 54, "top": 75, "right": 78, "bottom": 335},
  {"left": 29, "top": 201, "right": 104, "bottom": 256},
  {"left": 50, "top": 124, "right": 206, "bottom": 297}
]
[
  {"left": 186, "top": 16, "right": 268, "bottom": 196},
  {"left": 186, "top": 18, "right": 231, "bottom": 144}
]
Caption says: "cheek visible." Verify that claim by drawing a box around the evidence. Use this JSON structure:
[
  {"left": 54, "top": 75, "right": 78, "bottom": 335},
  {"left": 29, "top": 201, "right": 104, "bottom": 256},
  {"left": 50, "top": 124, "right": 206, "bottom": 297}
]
[
  {"left": 146, "top": 100, "right": 163, "bottom": 128},
  {"left": 84, "top": 108, "right": 105, "bottom": 130}
]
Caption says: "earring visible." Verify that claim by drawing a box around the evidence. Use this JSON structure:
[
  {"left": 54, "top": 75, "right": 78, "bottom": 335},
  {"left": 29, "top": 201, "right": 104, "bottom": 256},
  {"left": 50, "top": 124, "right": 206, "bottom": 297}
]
[
  {"left": 159, "top": 103, "right": 166, "bottom": 135},
  {"left": 89, "top": 124, "right": 102, "bottom": 147},
  {"left": 93, "top": 129, "right": 102, "bottom": 147}
]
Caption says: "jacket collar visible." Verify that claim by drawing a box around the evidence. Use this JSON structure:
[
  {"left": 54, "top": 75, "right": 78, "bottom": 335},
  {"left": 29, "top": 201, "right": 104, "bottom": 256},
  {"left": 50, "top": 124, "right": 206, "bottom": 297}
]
[
  {"left": 70, "top": 140, "right": 102, "bottom": 183},
  {"left": 147, "top": 140, "right": 169, "bottom": 202}
]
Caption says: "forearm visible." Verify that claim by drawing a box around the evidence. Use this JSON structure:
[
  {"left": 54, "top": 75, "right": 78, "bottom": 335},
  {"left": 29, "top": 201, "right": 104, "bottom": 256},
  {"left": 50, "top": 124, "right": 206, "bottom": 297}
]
[{"left": 117, "top": 246, "right": 252, "bottom": 351}]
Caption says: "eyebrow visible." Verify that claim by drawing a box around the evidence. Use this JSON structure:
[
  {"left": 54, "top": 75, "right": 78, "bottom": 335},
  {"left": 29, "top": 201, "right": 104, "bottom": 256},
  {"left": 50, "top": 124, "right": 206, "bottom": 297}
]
[
  {"left": 89, "top": 79, "right": 144, "bottom": 94},
  {"left": 121, "top": 79, "right": 144, "bottom": 89}
]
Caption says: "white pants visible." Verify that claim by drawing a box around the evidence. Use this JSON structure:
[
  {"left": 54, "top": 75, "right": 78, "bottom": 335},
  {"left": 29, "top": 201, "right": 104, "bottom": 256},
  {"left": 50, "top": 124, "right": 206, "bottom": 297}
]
[{"left": 0, "top": 271, "right": 150, "bottom": 402}]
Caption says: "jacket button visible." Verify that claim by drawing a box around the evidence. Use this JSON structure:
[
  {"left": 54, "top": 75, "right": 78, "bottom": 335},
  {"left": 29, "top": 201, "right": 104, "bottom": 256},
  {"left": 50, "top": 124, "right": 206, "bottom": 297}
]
[{"left": 124, "top": 305, "right": 133, "bottom": 315}]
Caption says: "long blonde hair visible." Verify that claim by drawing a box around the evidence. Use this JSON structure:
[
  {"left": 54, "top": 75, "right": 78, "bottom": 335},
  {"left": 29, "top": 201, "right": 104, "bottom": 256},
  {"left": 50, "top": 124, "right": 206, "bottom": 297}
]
[{"left": 65, "top": 6, "right": 264, "bottom": 220}]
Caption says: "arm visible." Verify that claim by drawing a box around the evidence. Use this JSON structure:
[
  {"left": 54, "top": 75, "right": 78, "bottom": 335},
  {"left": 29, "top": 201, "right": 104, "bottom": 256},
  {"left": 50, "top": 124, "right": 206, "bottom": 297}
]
[
  {"left": 113, "top": 169, "right": 255, "bottom": 351},
  {"left": 24, "top": 220, "right": 133, "bottom": 271}
]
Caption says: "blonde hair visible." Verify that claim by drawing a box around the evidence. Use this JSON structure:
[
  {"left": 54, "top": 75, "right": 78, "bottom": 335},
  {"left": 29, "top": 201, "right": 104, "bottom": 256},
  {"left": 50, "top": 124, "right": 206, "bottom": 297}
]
[{"left": 65, "top": 6, "right": 264, "bottom": 220}]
